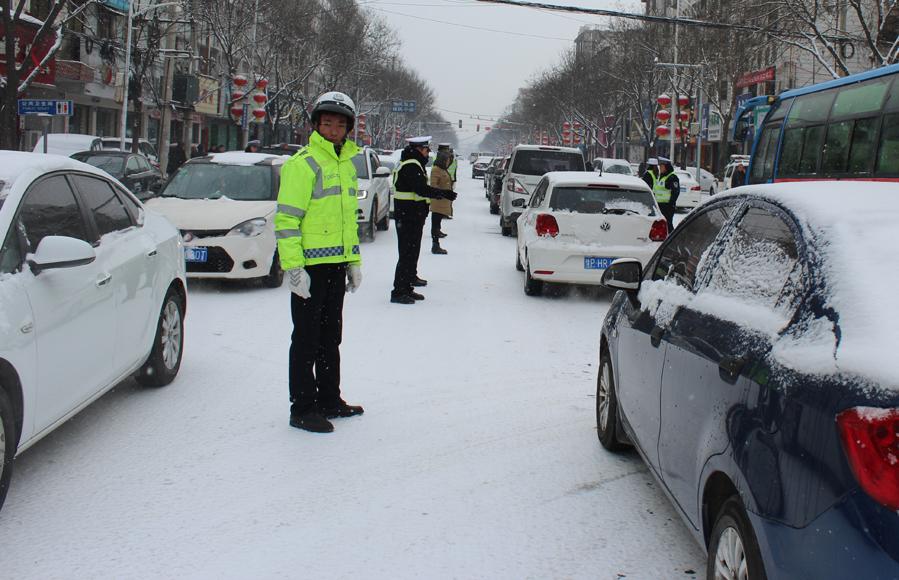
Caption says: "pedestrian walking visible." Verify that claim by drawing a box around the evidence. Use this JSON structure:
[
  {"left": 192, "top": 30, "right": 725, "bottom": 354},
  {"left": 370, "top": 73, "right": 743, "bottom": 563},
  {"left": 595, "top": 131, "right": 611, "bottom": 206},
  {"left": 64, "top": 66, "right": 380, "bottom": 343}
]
[
  {"left": 429, "top": 145, "right": 454, "bottom": 255},
  {"left": 390, "top": 136, "right": 456, "bottom": 305},
  {"left": 167, "top": 141, "right": 187, "bottom": 176},
  {"left": 652, "top": 157, "right": 680, "bottom": 232},
  {"left": 274, "top": 91, "right": 364, "bottom": 434}
]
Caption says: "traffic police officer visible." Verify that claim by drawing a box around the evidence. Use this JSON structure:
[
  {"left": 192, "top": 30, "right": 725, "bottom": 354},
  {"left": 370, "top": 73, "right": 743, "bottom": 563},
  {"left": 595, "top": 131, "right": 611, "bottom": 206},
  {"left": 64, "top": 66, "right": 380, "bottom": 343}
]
[
  {"left": 275, "top": 91, "right": 364, "bottom": 433},
  {"left": 391, "top": 136, "right": 456, "bottom": 304},
  {"left": 652, "top": 157, "right": 680, "bottom": 231}
]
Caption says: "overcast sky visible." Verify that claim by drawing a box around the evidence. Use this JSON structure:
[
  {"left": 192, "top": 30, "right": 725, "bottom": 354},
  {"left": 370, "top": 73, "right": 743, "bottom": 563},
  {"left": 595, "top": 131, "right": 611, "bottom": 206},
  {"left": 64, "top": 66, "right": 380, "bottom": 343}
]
[{"left": 363, "top": 0, "right": 640, "bottom": 146}]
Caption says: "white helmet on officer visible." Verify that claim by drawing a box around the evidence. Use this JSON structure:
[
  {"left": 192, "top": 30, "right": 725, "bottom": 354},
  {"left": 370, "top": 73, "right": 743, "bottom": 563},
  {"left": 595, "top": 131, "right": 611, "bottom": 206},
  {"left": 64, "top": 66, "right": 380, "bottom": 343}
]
[{"left": 311, "top": 91, "right": 356, "bottom": 132}]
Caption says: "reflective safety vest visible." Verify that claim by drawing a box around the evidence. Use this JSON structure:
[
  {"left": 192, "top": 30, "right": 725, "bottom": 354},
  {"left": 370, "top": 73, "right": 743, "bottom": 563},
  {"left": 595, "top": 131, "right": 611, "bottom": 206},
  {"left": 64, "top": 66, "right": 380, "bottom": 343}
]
[
  {"left": 651, "top": 172, "right": 674, "bottom": 204},
  {"left": 393, "top": 158, "right": 429, "bottom": 203},
  {"left": 448, "top": 158, "right": 458, "bottom": 181},
  {"left": 274, "top": 131, "right": 362, "bottom": 270}
]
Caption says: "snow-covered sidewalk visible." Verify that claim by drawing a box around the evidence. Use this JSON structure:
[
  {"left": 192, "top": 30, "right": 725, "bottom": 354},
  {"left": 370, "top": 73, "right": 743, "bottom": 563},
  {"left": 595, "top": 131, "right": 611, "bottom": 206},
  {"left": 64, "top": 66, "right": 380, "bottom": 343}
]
[{"left": 0, "top": 168, "right": 704, "bottom": 579}]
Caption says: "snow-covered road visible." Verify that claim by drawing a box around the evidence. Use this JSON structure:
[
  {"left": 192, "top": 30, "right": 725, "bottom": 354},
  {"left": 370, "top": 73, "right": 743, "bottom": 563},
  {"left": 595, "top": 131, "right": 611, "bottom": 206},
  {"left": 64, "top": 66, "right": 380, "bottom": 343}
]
[{"left": 0, "top": 164, "right": 704, "bottom": 579}]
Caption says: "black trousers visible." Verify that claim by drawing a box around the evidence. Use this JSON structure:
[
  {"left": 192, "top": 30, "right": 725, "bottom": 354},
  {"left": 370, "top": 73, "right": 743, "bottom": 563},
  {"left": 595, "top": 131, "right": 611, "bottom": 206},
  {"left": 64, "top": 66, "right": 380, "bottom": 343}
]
[
  {"left": 289, "top": 263, "right": 346, "bottom": 416},
  {"left": 659, "top": 202, "right": 676, "bottom": 232},
  {"left": 430, "top": 213, "right": 444, "bottom": 240},
  {"left": 393, "top": 200, "right": 427, "bottom": 295}
]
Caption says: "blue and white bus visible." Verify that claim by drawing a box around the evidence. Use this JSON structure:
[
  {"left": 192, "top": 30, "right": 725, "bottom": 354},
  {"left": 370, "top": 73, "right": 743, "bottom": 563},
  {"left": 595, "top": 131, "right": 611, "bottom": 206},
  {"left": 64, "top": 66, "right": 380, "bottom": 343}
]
[{"left": 733, "top": 62, "right": 899, "bottom": 185}]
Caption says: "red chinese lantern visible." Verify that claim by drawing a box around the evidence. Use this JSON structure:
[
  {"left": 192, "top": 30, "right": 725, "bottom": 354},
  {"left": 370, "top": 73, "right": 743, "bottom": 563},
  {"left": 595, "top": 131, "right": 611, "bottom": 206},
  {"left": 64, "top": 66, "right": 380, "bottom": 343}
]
[
  {"left": 231, "top": 91, "right": 245, "bottom": 102},
  {"left": 655, "top": 125, "right": 670, "bottom": 137},
  {"left": 678, "top": 94, "right": 690, "bottom": 108},
  {"left": 657, "top": 94, "right": 671, "bottom": 107},
  {"left": 656, "top": 109, "right": 671, "bottom": 122},
  {"left": 230, "top": 106, "right": 244, "bottom": 118},
  {"left": 573, "top": 121, "right": 581, "bottom": 131},
  {"left": 562, "top": 121, "right": 571, "bottom": 131},
  {"left": 233, "top": 75, "right": 248, "bottom": 87},
  {"left": 255, "top": 78, "right": 269, "bottom": 90},
  {"left": 252, "top": 109, "right": 266, "bottom": 120},
  {"left": 677, "top": 110, "right": 690, "bottom": 122},
  {"left": 674, "top": 127, "right": 684, "bottom": 138},
  {"left": 252, "top": 93, "right": 267, "bottom": 105}
]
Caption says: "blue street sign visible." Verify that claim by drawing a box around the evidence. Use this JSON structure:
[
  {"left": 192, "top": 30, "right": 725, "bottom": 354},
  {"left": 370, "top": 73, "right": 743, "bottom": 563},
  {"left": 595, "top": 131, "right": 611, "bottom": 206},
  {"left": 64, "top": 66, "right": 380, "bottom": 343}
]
[
  {"left": 18, "top": 99, "right": 74, "bottom": 116},
  {"left": 700, "top": 103, "right": 709, "bottom": 140},
  {"left": 735, "top": 93, "right": 753, "bottom": 110},
  {"left": 241, "top": 103, "right": 249, "bottom": 131},
  {"left": 391, "top": 100, "right": 416, "bottom": 113}
]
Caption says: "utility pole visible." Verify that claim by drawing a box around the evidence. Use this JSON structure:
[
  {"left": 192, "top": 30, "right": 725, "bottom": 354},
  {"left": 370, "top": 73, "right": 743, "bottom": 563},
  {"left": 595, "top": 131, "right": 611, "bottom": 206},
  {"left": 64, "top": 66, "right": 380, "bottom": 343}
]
[
  {"left": 670, "top": 0, "right": 679, "bottom": 166},
  {"left": 157, "top": 4, "right": 178, "bottom": 175}
]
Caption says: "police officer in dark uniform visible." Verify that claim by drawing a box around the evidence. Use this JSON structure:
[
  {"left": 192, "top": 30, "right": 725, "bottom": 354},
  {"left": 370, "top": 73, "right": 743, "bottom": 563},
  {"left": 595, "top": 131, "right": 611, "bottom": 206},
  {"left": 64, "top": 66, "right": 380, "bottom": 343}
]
[{"left": 390, "top": 136, "right": 456, "bottom": 305}]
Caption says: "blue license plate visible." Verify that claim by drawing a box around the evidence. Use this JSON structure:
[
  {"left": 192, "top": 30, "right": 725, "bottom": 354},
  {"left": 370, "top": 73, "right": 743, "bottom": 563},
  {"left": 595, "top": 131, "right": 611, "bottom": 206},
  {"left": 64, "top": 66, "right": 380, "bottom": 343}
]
[
  {"left": 185, "top": 247, "right": 208, "bottom": 263},
  {"left": 584, "top": 257, "right": 616, "bottom": 270}
]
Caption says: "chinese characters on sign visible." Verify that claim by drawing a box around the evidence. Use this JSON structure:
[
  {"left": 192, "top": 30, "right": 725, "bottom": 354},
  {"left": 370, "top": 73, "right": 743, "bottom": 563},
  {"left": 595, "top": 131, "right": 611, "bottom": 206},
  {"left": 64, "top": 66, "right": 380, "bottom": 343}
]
[
  {"left": 0, "top": 19, "right": 58, "bottom": 86},
  {"left": 17, "top": 99, "right": 74, "bottom": 116},
  {"left": 391, "top": 100, "right": 416, "bottom": 113}
]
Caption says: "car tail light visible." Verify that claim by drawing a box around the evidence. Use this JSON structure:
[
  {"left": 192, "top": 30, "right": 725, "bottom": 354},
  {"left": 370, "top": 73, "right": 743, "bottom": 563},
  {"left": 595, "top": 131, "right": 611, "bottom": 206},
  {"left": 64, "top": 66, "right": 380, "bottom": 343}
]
[
  {"left": 535, "top": 214, "right": 559, "bottom": 237},
  {"left": 649, "top": 219, "right": 668, "bottom": 241},
  {"left": 506, "top": 179, "right": 526, "bottom": 194},
  {"left": 691, "top": 185, "right": 701, "bottom": 191},
  {"left": 837, "top": 407, "right": 899, "bottom": 510}
]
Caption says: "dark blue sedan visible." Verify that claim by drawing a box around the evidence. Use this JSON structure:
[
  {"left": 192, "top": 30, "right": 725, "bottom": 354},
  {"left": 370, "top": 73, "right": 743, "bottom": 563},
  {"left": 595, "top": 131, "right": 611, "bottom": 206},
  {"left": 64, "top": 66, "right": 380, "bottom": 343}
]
[{"left": 597, "top": 182, "right": 899, "bottom": 579}]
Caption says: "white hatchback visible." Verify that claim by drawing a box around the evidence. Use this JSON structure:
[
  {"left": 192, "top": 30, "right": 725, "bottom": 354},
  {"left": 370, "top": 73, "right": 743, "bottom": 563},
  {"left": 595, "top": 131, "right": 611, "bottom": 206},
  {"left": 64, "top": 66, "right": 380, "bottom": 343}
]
[
  {"left": 146, "top": 152, "right": 285, "bottom": 287},
  {"left": 516, "top": 172, "right": 667, "bottom": 296},
  {"left": 353, "top": 147, "right": 392, "bottom": 242},
  {"left": 0, "top": 152, "right": 186, "bottom": 511}
]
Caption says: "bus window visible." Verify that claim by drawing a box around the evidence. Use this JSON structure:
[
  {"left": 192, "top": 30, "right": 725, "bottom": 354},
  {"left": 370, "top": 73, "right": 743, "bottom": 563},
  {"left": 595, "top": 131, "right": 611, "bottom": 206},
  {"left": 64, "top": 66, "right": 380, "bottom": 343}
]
[
  {"left": 787, "top": 90, "right": 837, "bottom": 125},
  {"left": 876, "top": 113, "right": 899, "bottom": 175},
  {"left": 778, "top": 128, "right": 803, "bottom": 176},
  {"left": 847, "top": 117, "right": 879, "bottom": 174},
  {"left": 749, "top": 124, "right": 780, "bottom": 184},
  {"left": 798, "top": 126, "right": 825, "bottom": 174},
  {"left": 822, "top": 120, "right": 851, "bottom": 174},
  {"left": 830, "top": 79, "right": 890, "bottom": 118},
  {"left": 881, "top": 77, "right": 899, "bottom": 111}
]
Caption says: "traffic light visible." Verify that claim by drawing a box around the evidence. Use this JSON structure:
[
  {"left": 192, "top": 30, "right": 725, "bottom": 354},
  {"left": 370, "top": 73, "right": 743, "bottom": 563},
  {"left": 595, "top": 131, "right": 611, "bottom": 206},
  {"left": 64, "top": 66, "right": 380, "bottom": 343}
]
[{"left": 458, "top": 119, "right": 462, "bottom": 128}]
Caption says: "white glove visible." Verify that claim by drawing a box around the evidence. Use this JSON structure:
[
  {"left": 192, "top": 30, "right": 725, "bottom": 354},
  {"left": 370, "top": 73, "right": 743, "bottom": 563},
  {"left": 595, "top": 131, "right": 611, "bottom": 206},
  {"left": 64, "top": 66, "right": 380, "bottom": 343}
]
[
  {"left": 346, "top": 264, "right": 363, "bottom": 293},
  {"left": 287, "top": 268, "right": 311, "bottom": 299}
]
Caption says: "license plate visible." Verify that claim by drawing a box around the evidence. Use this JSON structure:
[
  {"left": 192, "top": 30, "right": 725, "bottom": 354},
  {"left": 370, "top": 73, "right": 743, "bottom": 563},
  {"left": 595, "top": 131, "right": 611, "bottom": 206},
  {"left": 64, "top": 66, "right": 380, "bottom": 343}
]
[
  {"left": 185, "top": 247, "right": 208, "bottom": 263},
  {"left": 584, "top": 256, "right": 616, "bottom": 270}
]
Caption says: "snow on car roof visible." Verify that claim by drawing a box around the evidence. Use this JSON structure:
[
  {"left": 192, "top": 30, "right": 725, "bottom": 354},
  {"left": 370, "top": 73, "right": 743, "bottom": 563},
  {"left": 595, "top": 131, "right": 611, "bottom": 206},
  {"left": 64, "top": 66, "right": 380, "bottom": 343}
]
[
  {"left": 0, "top": 151, "right": 106, "bottom": 200},
  {"left": 206, "top": 152, "right": 285, "bottom": 165},
  {"left": 545, "top": 171, "right": 650, "bottom": 191},
  {"left": 725, "top": 182, "right": 899, "bottom": 387}
]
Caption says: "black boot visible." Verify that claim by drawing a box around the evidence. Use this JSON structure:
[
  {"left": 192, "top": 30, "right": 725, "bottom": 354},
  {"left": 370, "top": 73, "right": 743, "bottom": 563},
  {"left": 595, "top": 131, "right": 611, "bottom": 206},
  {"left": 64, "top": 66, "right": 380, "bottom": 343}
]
[
  {"left": 290, "top": 412, "right": 334, "bottom": 433},
  {"left": 412, "top": 277, "right": 428, "bottom": 287},
  {"left": 410, "top": 291, "right": 425, "bottom": 300},
  {"left": 391, "top": 293, "right": 416, "bottom": 304},
  {"left": 432, "top": 241, "right": 447, "bottom": 255},
  {"left": 321, "top": 401, "right": 364, "bottom": 419},
  {"left": 437, "top": 231, "right": 447, "bottom": 238}
]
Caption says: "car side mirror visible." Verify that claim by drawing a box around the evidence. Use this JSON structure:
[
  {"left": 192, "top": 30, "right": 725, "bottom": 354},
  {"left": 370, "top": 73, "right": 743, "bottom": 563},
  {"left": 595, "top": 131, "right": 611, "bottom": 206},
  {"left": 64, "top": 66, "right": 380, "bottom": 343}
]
[
  {"left": 374, "top": 166, "right": 391, "bottom": 178},
  {"left": 27, "top": 235, "right": 96, "bottom": 275},
  {"left": 601, "top": 258, "right": 642, "bottom": 293},
  {"left": 511, "top": 198, "right": 526, "bottom": 208}
]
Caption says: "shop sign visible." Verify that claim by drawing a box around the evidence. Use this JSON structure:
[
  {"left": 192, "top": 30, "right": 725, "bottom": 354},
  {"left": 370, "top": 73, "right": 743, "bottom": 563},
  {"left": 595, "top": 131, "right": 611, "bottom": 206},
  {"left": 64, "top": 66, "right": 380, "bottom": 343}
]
[
  {"left": 195, "top": 76, "right": 220, "bottom": 115},
  {"left": 0, "top": 19, "right": 57, "bottom": 86},
  {"left": 735, "top": 66, "right": 775, "bottom": 89}
]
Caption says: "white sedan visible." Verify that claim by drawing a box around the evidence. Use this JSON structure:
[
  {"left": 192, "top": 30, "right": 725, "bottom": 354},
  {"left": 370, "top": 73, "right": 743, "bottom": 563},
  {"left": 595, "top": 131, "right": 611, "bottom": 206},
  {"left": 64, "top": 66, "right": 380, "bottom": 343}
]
[
  {"left": 515, "top": 171, "right": 667, "bottom": 296},
  {"left": 353, "top": 147, "right": 392, "bottom": 242},
  {"left": 146, "top": 152, "right": 285, "bottom": 287},
  {"left": 674, "top": 169, "right": 704, "bottom": 210},
  {"left": 0, "top": 152, "right": 186, "bottom": 512}
]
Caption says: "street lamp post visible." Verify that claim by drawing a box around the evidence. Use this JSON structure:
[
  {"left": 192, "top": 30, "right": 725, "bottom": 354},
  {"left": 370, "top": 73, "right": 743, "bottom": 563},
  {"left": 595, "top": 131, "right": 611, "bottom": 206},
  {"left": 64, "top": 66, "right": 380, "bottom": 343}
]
[{"left": 118, "top": 1, "right": 181, "bottom": 152}]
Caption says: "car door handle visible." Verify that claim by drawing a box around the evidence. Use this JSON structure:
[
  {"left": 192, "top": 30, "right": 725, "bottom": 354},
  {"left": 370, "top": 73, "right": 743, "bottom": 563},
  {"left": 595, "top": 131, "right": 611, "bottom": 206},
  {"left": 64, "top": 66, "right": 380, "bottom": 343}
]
[
  {"left": 650, "top": 325, "right": 664, "bottom": 347},
  {"left": 719, "top": 356, "right": 747, "bottom": 383},
  {"left": 96, "top": 273, "right": 112, "bottom": 287}
]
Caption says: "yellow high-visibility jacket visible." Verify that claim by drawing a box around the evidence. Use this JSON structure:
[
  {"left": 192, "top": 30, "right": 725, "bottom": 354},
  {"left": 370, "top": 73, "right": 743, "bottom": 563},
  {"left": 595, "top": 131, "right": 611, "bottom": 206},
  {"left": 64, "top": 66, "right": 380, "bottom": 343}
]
[{"left": 275, "top": 131, "right": 362, "bottom": 270}]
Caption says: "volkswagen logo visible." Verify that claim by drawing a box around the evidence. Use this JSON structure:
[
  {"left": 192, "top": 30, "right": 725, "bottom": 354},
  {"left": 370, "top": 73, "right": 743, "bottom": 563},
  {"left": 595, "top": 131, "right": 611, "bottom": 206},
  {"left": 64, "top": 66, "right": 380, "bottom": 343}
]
[{"left": 600, "top": 222, "right": 611, "bottom": 231}]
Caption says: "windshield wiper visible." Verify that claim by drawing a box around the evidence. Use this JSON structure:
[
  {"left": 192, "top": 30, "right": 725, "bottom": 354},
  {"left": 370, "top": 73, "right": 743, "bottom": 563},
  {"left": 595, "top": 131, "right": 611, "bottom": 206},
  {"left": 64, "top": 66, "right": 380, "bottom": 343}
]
[{"left": 602, "top": 208, "right": 640, "bottom": 215}]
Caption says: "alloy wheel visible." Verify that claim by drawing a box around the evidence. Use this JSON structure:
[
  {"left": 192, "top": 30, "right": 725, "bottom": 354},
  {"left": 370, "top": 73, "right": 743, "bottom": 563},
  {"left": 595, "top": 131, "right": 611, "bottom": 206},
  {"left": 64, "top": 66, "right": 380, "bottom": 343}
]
[
  {"left": 713, "top": 527, "right": 748, "bottom": 580},
  {"left": 161, "top": 301, "right": 182, "bottom": 370},
  {"left": 598, "top": 361, "right": 611, "bottom": 433}
]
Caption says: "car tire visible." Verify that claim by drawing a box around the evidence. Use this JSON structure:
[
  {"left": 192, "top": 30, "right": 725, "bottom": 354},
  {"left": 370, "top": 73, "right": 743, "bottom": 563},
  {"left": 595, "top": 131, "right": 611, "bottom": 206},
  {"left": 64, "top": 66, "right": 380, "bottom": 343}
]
[
  {"left": 490, "top": 202, "right": 499, "bottom": 215},
  {"left": 0, "top": 387, "right": 16, "bottom": 513},
  {"left": 500, "top": 217, "right": 512, "bottom": 237},
  {"left": 707, "top": 497, "right": 768, "bottom": 580},
  {"left": 136, "top": 289, "right": 185, "bottom": 387},
  {"left": 262, "top": 251, "right": 284, "bottom": 288},
  {"left": 524, "top": 263, "right": 543, "bottom": 296},
  {"left": 516, "top": 248, "right": 524, "bottom": 272},
  {"left": 597, "top": 349, "right": 627, "bottom": 451}
]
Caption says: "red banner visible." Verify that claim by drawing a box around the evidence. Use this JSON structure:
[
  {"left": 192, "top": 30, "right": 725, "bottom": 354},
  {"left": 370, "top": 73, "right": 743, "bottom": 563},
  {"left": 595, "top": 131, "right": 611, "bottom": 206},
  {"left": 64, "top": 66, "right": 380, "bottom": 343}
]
[
  {"left": 0, "top": 18, "right": 57, "bottom": 87},
  {"left": 735, "top": 66, "right": 775, "bottom": 89}
]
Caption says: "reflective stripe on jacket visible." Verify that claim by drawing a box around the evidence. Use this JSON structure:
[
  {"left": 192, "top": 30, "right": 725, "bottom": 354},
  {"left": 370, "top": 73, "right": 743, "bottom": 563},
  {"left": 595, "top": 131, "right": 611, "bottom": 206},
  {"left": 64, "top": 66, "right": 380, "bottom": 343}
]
[
  {"left": 448, "top": 158, "right": 457, "bottom": 181},
  {"left": 651, "top": 172, "right": 673, "bottom": 204},
  {"left": 274, "top": 131, "right": 362, "bottom": 270},
  {"left": 393, "top": 158, "right": 428, "bottom": 203}
]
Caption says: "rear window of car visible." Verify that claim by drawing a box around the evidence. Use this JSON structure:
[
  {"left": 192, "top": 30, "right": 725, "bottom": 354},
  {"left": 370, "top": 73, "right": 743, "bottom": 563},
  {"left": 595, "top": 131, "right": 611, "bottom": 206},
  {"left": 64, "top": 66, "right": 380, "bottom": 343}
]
[
  {"left": 549, "top": 187, "right": 656, "bottom": 215},
  {"left": 162, "top": 163, "right": 273, "bottom": 200},
  {"left": 511, "top": 150, "right": 585, "bottom": 175},
  {"left": 603, "top": 163, "right": 632, "bottom": 175},
  {"left": 73, "top": 153, "right": 125, "bottom": 175}
]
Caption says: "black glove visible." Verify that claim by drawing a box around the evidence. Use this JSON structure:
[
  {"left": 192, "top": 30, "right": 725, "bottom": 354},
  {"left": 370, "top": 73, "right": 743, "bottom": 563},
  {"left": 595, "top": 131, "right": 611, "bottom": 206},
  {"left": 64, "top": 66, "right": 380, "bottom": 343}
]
[{"left": 442, "top": 190, "right": 457, "bottom": 201}]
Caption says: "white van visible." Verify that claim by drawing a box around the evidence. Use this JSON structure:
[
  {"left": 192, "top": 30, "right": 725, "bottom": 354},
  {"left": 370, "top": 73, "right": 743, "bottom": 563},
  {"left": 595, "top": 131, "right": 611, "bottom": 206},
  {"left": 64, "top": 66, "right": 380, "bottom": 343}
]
[
  {"left": 32, "top": 133, "right": 103, "bottom": 156},
  {"left": 499, "top": 144, "right": 585, "bottom": 236}
]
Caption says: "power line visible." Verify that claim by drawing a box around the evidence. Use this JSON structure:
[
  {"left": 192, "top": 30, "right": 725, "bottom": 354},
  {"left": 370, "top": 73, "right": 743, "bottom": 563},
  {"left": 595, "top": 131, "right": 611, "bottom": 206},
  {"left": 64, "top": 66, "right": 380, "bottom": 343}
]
[{"left": 369, "top": 6, "right": 575, "bottom": 41}]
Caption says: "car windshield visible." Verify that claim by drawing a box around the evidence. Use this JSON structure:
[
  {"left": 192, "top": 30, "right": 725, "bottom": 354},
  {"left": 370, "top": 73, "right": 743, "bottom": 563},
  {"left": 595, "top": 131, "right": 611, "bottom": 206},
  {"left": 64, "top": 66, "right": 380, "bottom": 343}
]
[
  {"left": 161, "top": 163, "right": 272, "bottom": 200},
  {"left": 352, "top": 155, "right": 370, "bottom": 179},
  {"left": 73, "top": 154, "right": 125, "bottom": 176},
  {"left": 603, "top": 163, "right": 632, "bottom": 175},
  {"left": 550, "top": 186, "right": 656, "bottom": 215},
  {"left": 512, "top": 150, "right": 585, "bottom": 175}
]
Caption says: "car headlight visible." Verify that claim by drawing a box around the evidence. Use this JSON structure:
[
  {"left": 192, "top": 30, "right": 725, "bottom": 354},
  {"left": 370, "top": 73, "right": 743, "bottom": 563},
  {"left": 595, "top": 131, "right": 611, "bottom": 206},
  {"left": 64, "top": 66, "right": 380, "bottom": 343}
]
[
  {"left": 228, "top": 217, "right": 267, "bottom": 237},
  {"left": 357, "top": 189, "right": 369, "bottom": 200}
]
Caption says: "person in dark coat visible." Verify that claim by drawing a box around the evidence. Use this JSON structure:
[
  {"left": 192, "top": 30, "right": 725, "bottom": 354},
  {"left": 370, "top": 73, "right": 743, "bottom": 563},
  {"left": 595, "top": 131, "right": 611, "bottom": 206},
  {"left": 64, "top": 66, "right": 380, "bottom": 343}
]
[
  {"left": 167, "top": 142, "right": 187, "bottom": 176},
  {"left": 390, "top": 136, "right": 456, "bottom": 305},
  {"left": 245, "top": 139, "right": 260, "bottom": 153}
]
